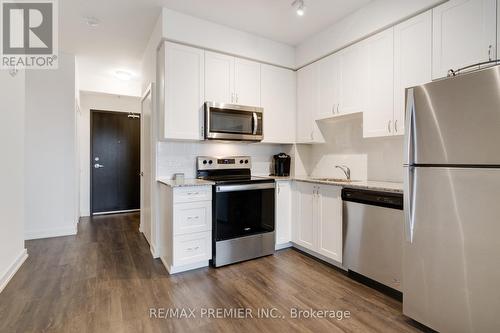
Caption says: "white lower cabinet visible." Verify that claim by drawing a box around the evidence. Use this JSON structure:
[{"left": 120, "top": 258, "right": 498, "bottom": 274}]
[
  {"left": 292, "top": 181, "right": 343, "bottom": 264},
  {"left": 159, "top": 184, "right": 212, "bottom": 274},
  {"left": 275, "top": 181, "right": 292, "bottom": 249}
]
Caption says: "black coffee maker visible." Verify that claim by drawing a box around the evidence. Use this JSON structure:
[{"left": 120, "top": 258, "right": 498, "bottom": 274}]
[{"left": 273, "top": 153, "right": 291, "bottom": 176}]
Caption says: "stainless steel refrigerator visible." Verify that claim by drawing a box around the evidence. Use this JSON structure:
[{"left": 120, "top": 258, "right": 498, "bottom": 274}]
[{"left": 403, "top": 65, "right": 500, "bottom": 333}]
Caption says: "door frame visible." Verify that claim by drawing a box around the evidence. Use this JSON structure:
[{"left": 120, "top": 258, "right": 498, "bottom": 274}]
[
  {"left": 89, "top": 109, "right": 141, "bottom": 216},
  {"left": 139, "top": 83, "right": 153, "bottom": 237}
]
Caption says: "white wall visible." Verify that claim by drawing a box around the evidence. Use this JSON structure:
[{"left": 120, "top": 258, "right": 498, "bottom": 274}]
[
  {"left": 25, "top": 53, "right": 78, "bottom": 239},
  {"left": 296, "top": 115, "right": 404, "bottom": 182},
  {"left": 78, "top": 91, "right": 141, "bottom": 217},
  {"left": 162, "top": 8, "right": 296, "bottom": 68},
  {"left": 0, "top": 70, "right": 28, "bottom": 292},
  {"left": 296, "top": 0, "right": 445, "bottom": 67},
  {"left": 157, "top": 142, "right": 288, "bottom": 180}
]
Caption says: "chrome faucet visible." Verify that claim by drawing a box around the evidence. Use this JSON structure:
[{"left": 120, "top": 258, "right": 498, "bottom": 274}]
[{"left": 335, "top": 165, "right": 351, "bottom": 181}]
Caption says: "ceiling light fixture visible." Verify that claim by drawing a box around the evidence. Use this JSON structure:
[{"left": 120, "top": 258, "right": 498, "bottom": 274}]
[
  {"left": 115, "top": 70, "right": 132, "bottom": 81},
  {"left": 292, "top": 0, "right": 306, "bottom": 16},
  {"left": 84, "top": 16, "right": 100, "bottom": 28}
]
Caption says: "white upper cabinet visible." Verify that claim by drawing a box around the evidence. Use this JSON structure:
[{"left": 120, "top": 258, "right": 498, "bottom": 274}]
[
  {"left": 205, "top": 51, "right": 234, "bottom": 104},
  {"left": 204, "top": 53, "right": 261, "bottom": 106},
  {"left": 363, "top": 28, "right": 395, "bottom": 138},
  {"left": 339, "top": 42, "right": 367, "bottom": 116},
  {"left": 317, "top": 43, "right": 366, "bottom": 120},
  {"left": 432, "top": 0, "right": 497, "bottom": 79},
  {"left": 318, "top": 53, "right": 341, "bottom": 119},
  {"left": 234, "top": 58, "right": 261, "bottom": 106},
  {"left": 394, "top": 10, "right": 432, "bottom": 136},
  {"left": 162, "top": 42, "right": 205, "bottom": 141},
  {"left": 261, "top": 65, "right": 296, "bottom": 143},
  {"left": 296, "top": 63, "right": 325, "bottom": 144}
]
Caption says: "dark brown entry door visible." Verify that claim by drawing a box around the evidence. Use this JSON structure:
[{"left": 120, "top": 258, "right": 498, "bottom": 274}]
[{"left": 91, "top": 111, "right": 140, "bottom": 214}]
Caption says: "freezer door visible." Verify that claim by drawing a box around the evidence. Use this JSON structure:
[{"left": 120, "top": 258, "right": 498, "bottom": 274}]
[
  {"left": 403, "top": 167, "right": 500, "bottom": 332},
  {"left": 408, "top": 65, "right": 500, "bottom": 165}
]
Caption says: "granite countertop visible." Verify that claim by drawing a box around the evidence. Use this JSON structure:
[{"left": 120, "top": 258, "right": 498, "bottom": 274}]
[
  {"left": 255, "top": 175, "right": 403, "bottom": 193},
  {"left": 157, "top": 178, "right": 215, "bottom": 188}
]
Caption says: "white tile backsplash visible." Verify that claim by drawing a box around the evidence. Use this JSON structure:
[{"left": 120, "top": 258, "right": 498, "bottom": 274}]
[
  {"left": 308, "top": 114, "right": 404, "bottom": 182},
  {"left": 157, "top": 141, "right": 287, "bottom": 179}
]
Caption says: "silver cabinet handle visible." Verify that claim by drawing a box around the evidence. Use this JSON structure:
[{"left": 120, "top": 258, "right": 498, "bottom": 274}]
[
  {"left": 94, "top": 163, "right": 104, "bottom": 169},
  {"left": 186, "top": 246, "right": 200, "bottom": 252},
  {"left": 332, "top": 104, "right": 335, "bottom": 114},
  {"left": 388, "top": 120, "right": 392, "bottom": 133},
  {"left": 394, "top": 120, "right": 398, "bottom": 133},
  {"left": 187, "top": 216, "right": 200, "bottom": 220},
  {"left": 235, "top": 93, "right": 239, "bottom": 103},
  {"left": 336, "top": 104, "right": 340, "bottom": 114},
  {"left": 187, "top": 192, "right": 200, "bottom": 196},
  {"left": 488, "top": 44, "right": 493, "bottom": 61},
  {"left": 231, "top": 93, "right": 235, "bottom": 103}
]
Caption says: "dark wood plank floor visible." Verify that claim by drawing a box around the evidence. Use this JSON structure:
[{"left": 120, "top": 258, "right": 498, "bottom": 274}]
[{"left": 0, "top": 213, "right": 424, "bottom": 333}]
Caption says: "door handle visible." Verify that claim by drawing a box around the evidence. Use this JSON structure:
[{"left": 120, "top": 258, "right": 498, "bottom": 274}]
[
  {"left": 404, "top": 166, "right": 415, "bottom": 243},
  {"left": 404, "top": 88, "right": 415, "bottom": 165},
  {"left": 252, "top": 112, "right": 258, "bottom": 135},
  {"left": 388, "top": 120, "right": 392, "bottom": 133},
  {"left": 394, "top": 120, "right": 398, "bottom": 133},
  {"left": 94, "top": 163, "right": 104, "bottom": 169}
]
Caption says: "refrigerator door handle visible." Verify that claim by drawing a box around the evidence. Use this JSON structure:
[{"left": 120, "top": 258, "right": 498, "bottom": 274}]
[
  {"left": 404, "top": 166, "right": 415, "bottom": 243},
  {"left": 404, "top": 88, "right": 415, "bottom": 166}
]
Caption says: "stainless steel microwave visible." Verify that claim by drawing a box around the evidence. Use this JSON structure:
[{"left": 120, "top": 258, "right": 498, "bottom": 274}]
[{"left": 204, "top": 102, "right": 263, "bottom": 142}]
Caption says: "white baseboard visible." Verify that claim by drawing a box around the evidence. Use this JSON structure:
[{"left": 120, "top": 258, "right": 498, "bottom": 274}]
[
  {"left": 291, "top": 243, "right": 345, "bottom": 270},
  {"left": 0, "top": 249, "right": 28, "bottom": 293},
  {"left": 150, "top": 244, "right": 160, "bottom": 259},
  {"left": 25, "top": 225, "right": 77, "bottom": 240},
  {"left": 275, "top": 242, "right": 293, "bottom": 250}
]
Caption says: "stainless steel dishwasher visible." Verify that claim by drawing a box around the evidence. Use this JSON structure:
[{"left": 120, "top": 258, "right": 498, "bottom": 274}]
[{"left": 342, "top": 188, "right": 403, "bottom": 292}]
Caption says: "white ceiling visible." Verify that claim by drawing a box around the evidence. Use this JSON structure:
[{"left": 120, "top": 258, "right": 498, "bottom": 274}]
[{"left": 60, "top": 0, "right": 372, "bottom": 95}]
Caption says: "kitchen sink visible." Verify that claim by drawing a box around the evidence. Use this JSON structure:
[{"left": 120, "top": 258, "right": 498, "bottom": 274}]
[{"left": 312, "top": 178, "right": 358, "bottom": 183}]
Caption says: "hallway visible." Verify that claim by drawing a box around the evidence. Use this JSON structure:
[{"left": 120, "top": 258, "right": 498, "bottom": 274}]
[{"left": 0, "top": 213, "right": 423, "bottom": 333}]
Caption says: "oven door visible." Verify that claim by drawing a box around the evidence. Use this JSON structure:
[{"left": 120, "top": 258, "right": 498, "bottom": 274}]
[
  {"left": 214, "top": 182, "right": 275, "bottom": 241},
  {"left": 205, "top": 102, "right": 263, "bottom": 141}
]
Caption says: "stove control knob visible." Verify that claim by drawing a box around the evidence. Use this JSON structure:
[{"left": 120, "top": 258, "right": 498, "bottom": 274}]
[
  {"left": 240, "top": 160, "right": 244, "bottom": 164},
  {"left": 208, "top": 160, "right": 213, "bottom": 165},
  {"left": 245, "top": 160, "right": 249, "bottom": 164},
  {"left": 203, "top": 160, "right": 207, "bottom": 165}
]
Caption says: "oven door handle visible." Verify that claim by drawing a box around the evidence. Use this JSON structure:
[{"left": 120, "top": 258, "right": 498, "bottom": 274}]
[{"left": 216, "top": 183, "right": 275, "bottom": 192}]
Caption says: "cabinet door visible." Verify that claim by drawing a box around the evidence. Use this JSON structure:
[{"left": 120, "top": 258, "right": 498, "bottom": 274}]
[
  {"left": 339, "top": 42, "right": 367, "bottom": 115},
  {"left": 432, "top": 0, "right": 496, "bottom": 79},
  {"left": 205, "top": 51, "right": 235, "bottom": 104},
  {"left": 234, "top": 58, "right": 261, "bottom": 106},
  {"left": 296, "top": 64, "right": 324, "bottom": 143},
  {"left": 394, "top": 11, "right": 432, "bottom": 136},
  {"left": 275, "top": 181, "right": 292, "bottom": 246},
  {"left": 363, "top": 28, "right": 395, "bottom": 138},
  {"left": 163, "top": 42, "right": 205, "bottom": 140},
  {"left": 318, "top": 54, "right": 341, "bottom": 119},
  {"left": 316, "top": 185, "right": 343, "bottom": 263},
  {"left": 261, "top": 65, "right": 296, "bottom": 143},
  {"left": 293, "top": 182, "right": 315, "bottom": 250}
]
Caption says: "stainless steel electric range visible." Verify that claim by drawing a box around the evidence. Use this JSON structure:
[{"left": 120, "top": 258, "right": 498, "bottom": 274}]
[{"left": 196, "top": 156, "right": 275, "bottom": 267}]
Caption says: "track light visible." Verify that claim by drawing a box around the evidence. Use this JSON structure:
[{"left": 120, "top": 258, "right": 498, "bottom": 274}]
[{"left": 292, "top": 0, "right": 306, "bottom": 16}]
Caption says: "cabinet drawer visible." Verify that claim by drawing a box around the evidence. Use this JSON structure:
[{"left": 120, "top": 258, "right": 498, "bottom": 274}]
[
  {"left": 173, "top": 231, "right": 212, "bottom": 266},
  {"left": 174, "top": 186, "right": 212, "bottom": 203},
  {"left": 174, "top": 201, "right": 212, "bottom": 235}
]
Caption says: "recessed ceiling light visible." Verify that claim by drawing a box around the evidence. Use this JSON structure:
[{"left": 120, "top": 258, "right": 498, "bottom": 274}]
[
  {"left": 84, "top": 16, "right": 100, "bottom": 27},
  {"left": 115, "top": 70, "right": 132, "bottom": 81},
  {"left": 292, "top": 0, "right": 306, "bottom": 16}
]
